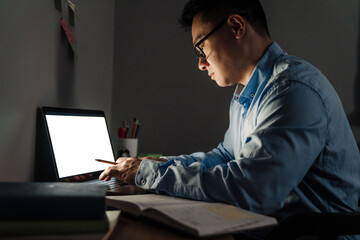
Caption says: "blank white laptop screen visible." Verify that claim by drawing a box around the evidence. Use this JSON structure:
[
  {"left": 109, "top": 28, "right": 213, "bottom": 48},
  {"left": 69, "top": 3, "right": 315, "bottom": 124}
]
[{"left": 45, "top": 114, "right": 115, "bottom": 178}]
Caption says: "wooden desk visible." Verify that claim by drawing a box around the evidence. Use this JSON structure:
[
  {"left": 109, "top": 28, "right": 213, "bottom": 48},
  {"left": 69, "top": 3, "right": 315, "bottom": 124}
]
[
  {"left": 3, "top": 211, "right": 236, "bottom": 240},
  {"left": 104, "top": 210, "right": 234, "bottom": 240}
]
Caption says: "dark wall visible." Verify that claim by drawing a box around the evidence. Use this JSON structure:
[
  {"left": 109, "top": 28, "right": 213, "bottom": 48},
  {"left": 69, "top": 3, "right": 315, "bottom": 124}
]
[
  {"left": 111, "top": 1, "right": 234, "bottom": 156},
  {"left": 0, "top": 0, "right": 115, "bottom": 181}
]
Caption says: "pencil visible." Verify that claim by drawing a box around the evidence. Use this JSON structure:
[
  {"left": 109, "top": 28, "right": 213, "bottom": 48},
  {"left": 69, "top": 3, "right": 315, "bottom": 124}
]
[{"left": 95, "top": 159, "right": 117, "bottom": 165}]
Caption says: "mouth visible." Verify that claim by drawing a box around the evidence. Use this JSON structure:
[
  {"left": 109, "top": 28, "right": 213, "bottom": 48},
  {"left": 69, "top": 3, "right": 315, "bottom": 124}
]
[{"left": 208, "top": 72, "right": 214, "bottom": 79}]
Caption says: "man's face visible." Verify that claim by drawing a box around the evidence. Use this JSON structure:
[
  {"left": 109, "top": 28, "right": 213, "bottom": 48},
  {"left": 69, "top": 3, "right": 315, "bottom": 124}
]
[{"left": 191, "top": 15, "right": 242, "bottom": 87}]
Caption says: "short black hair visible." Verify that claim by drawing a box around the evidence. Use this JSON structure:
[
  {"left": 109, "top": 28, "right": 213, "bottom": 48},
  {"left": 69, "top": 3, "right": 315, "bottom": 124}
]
[{"left": 179, "top": 0, "right": 270, "bottom": 37}]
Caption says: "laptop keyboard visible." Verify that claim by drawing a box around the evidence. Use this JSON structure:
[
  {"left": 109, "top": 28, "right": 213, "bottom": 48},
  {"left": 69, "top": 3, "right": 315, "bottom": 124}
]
[{"left": 92, "top": 178, "right": 128, "bottom": 191}]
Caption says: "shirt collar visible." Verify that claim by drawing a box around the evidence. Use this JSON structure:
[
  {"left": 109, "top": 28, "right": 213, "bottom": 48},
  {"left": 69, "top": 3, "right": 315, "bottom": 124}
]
[{"left": 234, "top": 42, "right": 285, "bottom": 108}]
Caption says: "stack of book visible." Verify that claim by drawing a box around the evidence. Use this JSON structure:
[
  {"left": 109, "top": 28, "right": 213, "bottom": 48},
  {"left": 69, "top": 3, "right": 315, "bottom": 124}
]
[{"left": 0, "top": 182, "right": 109, "bottom": 239}]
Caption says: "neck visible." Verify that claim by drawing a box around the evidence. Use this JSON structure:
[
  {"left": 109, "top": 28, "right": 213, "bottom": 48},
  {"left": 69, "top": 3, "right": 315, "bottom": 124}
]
[{"left": 238, "top": 34, "right": 272, "bottom": 86}]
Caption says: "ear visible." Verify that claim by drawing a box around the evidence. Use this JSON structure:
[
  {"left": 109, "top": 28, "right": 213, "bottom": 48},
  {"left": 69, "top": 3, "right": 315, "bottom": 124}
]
[{"left": 228, "top": 15, "right": 246, "bottom": 39}]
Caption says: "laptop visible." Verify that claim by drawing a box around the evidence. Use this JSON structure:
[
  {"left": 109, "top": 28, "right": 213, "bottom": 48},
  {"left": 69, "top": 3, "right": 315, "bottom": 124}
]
[{"left": 40, "top": 106, "right": 139, "bottom": 195}]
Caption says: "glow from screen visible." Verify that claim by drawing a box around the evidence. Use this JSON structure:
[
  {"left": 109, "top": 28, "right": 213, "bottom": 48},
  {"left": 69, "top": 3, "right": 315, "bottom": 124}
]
[{"left": 45, "top": 115, "right": 115, "bottom": 178}]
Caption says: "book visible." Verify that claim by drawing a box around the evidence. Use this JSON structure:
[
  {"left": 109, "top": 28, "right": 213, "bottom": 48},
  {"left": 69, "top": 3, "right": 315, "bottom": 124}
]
[
  {"left": 106, "top": 194, "right": 278, "bottom": 238},
  {"left": 0, "top": 216, "right": 109, "bottom": 237},
  {"left": 0, "top": 182, "right": 108, "bottom": 220}
]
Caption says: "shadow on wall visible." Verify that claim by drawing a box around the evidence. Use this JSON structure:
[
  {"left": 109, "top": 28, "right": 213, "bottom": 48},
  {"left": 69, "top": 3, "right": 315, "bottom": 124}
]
[
  {"left": 348, "top": 4, "right": 360, "bottom": 147},
  {"left": 54, "top": 0, "right": 75, "bottom": 107}
]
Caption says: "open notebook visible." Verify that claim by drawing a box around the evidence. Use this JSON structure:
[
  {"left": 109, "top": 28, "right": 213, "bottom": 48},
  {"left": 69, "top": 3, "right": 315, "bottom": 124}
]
[{"left": 39, "top": 106, "right": 133, "bottom": 194}]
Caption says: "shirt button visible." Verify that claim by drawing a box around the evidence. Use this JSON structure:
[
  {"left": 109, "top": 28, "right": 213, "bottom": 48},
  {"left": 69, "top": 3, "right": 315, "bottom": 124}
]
[
  {"left": 250, "top": 94, "right": 254, "bottom": 98},
  {"left": 243, "top": 114, "right": 247, "bottom": 118},
  {"left": 141, "top": 179, "right": 146, "bottom": 185},
  {"left": 167, "top": 186, "right": 173, "bottom": 192}
]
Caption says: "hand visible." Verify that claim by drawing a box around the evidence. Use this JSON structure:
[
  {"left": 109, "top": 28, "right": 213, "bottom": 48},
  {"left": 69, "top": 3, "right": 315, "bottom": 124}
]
[{"left": 99, "top": 157, "right": 143, "bottom": 185}]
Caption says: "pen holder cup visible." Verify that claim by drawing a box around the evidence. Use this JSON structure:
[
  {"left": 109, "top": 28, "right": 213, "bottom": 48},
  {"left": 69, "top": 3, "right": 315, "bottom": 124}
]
[{"left": 118, "top": 138, "right": 138, "bottom": 157}]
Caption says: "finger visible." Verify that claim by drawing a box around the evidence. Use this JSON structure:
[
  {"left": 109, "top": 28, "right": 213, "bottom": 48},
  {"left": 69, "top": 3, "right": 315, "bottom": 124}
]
[
  {"left": 104, "top": 175, "right": 112, "bottom": 181},
  {"left": 99, "top": 171, "right": 106, "bottom": 180},
  {"left": 99, "top": 167, "right": 112, "bottom": 180}
]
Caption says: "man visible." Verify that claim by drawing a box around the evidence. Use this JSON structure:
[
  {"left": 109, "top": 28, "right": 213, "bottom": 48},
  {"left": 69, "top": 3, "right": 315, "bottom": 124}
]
[{"left": 101, "top": 0, "right": 360, "bottom": 225}]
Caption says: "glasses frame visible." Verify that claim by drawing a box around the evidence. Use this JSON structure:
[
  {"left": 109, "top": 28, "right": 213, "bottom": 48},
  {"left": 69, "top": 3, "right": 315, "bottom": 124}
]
[{"left": 194, "top": 17, "right": 229, "bottom": 60}]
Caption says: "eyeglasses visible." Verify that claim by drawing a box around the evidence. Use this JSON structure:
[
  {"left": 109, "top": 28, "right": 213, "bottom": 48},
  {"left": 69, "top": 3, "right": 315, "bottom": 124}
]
[{"left": 194, "top": 18, "right": 228, "bottom": 60}]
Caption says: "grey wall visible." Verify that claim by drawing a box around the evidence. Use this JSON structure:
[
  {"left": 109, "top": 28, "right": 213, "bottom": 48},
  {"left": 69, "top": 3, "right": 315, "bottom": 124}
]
[
  {"left": 111, "top": 0, "right": 359, "bottom": 156},
  {"left": 111, "top": 1, "right": 234, "bottom": 156},
  {"left": 0, "top": 0, "right": 114, "bottom": 181}
]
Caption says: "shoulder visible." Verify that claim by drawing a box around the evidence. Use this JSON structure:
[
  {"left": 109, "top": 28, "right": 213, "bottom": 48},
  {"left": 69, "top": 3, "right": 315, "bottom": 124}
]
[
  {"left": 272, "top": 54, "right": 326, "bottom": 86},
  {"left": 262, "top": 54, "right": 336, "bottom": 102}
]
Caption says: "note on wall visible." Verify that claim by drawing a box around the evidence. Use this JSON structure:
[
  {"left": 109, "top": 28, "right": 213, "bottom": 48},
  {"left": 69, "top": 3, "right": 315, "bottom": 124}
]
[{"left": 61, "top": 17, "right": 77, "bottom": 54}]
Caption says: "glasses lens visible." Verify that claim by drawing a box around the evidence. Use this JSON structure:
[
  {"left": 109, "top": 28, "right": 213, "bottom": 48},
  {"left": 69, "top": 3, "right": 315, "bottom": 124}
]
[{"left": 194, "top": 46, "right": 206, "bottom": 60}]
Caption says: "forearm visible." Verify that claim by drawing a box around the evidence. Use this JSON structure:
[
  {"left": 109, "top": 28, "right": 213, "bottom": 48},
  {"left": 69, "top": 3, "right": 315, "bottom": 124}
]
[
  {"left": 163, "top": 142, "right": 233, "bottom": 168},
  {"left": 135, "top": 159, "right": 210, "bottom": 201}
]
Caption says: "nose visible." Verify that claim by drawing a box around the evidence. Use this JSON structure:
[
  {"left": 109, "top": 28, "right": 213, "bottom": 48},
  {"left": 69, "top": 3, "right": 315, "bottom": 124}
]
[{"left": 198, "top": 57, "right": 209, "bottom": 71}]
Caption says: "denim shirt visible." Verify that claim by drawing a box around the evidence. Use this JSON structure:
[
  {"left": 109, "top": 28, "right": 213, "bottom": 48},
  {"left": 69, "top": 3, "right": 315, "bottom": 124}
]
[{"left": 135, "top": 42, "right": 360, "bottom": 222}]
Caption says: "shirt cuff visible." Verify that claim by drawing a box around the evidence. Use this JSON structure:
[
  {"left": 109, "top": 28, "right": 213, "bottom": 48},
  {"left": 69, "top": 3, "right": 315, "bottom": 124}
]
[{"left": 135, "top": 159, "right": 160, "bottom": 189}]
